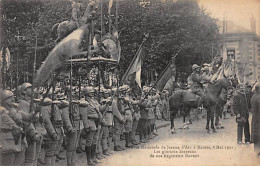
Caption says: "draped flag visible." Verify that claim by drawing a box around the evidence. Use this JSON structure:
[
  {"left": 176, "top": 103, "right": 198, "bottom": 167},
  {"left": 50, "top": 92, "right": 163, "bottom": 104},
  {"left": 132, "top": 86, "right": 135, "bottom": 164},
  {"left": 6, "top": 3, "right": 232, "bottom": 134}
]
[
  {"left": 35, "top": 25, "right": 89, "bottom": 87},
  {"left": 155, "top": 59, "right": 176, "bottom": 91},
  {"left": 5, "top": 47, "right": 11, "bottom": 70},
  {"left": 121, "top": 47, "right": 143, "bottom": 89},
  {"left": 108, "top": 0, "right": 114, "bottom": 15}
]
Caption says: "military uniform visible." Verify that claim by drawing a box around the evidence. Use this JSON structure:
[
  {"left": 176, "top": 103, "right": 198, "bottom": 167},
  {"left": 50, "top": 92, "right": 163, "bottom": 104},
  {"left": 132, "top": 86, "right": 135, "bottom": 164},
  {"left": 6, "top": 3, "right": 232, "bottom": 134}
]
[
  {"left": 41, "top": 98, "right": 58, "bottom": 166},
  {"left": 18, "top": 98, "right": 39, "bottom": 166},
  {"left": 60, "top": 100, "right": 78, "bottom": 165},
  {"left": 112, "top": 94, "right": 126, "bottom": 151},
  {"left": 1, "top": 90, "right": 34, "bottom": 165},
  {"left": 84, "top": 86, "right": 102, "bottom": 165},
  {"left": 0, "top": 106, "right": 24, "bottom": 166},
  {"left": 130, "top": 98, "right": 141, "bottom": 145}
]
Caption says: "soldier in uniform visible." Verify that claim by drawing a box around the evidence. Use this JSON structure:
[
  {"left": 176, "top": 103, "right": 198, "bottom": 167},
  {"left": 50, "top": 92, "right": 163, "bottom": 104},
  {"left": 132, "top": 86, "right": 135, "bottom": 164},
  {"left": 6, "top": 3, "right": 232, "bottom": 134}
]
[
  {"left": 251, "top": 82, "right": 260, "bottom": 156},
  {"left": 41, "top": 96, "right": 59, "bottom": 166},
  {"left": 18, "top": 83, "right": 41, "bottom": 165},
  {"left": 0, "top": 90, "right": 35, "bottom": 165},
  {"left": 0, "top": 105, "right": 24, "bottom": 166},
  {"left": 112, "top": 87, "right": 126, "bottom": 151},
  {"left": 102, "top": 89, "right": 114, "bottom": 155},
  {"left": 121, "top": 85, "right": 135, "bottom": 148},
  {"left": 83, "top": 86, "right": 103, "bottom": 165},
  {"left": 233, "top": 84, "right": 251, "bottom": 144},
  {"left": 60, "top": 97, "right": 77, "bottom": 166},
  {"left": 190, "top": 64, "right": 204, "bottom": 97},
  {"left": 129, "top": 91, "right": 142, "bottom": 145},
  {"left": 138, "top": 86, "right": 150, "bottom": 143}
]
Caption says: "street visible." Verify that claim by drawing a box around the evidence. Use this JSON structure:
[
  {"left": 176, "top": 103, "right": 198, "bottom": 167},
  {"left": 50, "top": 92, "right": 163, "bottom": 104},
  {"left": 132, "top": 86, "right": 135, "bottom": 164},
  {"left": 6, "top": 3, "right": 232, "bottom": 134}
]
[{"left": 56, "top": 113, "right": 260, "bottom": 166}]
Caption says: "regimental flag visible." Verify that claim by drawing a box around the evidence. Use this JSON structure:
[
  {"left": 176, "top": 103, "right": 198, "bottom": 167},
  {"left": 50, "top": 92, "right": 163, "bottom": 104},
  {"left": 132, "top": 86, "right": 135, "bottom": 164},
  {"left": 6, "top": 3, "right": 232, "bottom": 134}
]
[
  {"left": 35, "top": 25, "right": 89, "bottom": 87},
  {"left": 5, "top": 47, "right": 11, "bottom": 70},
  {"left": 108, "top": 0, "right": 114, "bottom": 15},
  {"left": 155, "top": 59, "right": 176, "bottom": 92},
  {"left": 122, "top": 47, "right": 143, "bottom": 89}
]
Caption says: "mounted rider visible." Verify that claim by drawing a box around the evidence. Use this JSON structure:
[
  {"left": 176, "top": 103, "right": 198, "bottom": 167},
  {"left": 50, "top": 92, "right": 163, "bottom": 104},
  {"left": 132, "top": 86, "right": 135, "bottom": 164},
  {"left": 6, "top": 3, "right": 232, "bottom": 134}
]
[{"left": 189, "top": 64, "right": 204, "bottom": 97}]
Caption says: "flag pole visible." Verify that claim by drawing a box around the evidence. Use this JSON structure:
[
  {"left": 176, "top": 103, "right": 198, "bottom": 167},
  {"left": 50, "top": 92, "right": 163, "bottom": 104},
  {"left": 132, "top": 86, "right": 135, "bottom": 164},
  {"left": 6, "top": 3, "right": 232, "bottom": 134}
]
[
  {"left": 144, "top": 48, "right": 181, "bottom": 98},
  {"left": 116, "top": 0, "right": 118, "bottom": 31},
  {"left": 121, "top": 33, "right": 148, "bottom": 84}
]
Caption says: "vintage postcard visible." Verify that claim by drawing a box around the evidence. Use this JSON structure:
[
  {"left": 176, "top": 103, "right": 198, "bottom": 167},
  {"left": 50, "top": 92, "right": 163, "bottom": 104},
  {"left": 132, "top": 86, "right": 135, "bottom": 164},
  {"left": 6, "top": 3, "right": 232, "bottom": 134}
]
[{"left": 0, "top": 0, "right": 260, "bottom": 166}]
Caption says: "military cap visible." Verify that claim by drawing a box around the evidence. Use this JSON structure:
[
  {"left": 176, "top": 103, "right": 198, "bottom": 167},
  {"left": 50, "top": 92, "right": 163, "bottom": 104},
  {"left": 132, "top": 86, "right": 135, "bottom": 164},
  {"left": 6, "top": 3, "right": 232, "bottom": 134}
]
[
  {"left": 119, "top": 86, "right": 125, "bottom": 92},
  {"left": 60, "top": 100, "right": 69, "bottom": 107},
  {"left": 42, "top": 98, "right": 52, "bottom": 105},
  {"left": 79, "top": 100, "right": 89, "bottom": 107},
  {"left": 192, "top": 64, "right": 200, "bottom": 70},
  {"left": 94, "top": 87, "right": 99, "bottom": 93},
  {"left": 52, "top": 100, "right": 61, "bottom": 104},
  {"left": 71, "top": 100, "right": 79, "bottom": 104},
  {"left": 103, "top": 88, "right": 108, "bottom": 94},
  {"left": 84, "top": 86, "right": 95, "bottom": 93},
  {"left": 20, "top": 83, "right": 32, "bottom": 93},
  {"left": 0, "top": 90, "right": 14, "bottom": 103}
]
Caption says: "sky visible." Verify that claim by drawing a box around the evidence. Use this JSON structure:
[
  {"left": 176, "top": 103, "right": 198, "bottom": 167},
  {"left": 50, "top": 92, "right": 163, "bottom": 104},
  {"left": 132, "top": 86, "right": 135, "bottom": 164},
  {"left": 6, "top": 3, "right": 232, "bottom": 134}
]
[{"left": 198, "top": 0, "right": 260, "bottom": 35}]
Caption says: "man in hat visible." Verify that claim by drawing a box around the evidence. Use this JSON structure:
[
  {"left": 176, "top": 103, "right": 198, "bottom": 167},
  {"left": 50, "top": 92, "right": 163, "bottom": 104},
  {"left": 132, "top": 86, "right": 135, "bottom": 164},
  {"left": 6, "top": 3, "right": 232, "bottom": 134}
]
[
  {"left": 60, "top": 97, "right": 78, "bottom": 166},
  {"left": 190, "top": 64, "right": 204, "bottom": 97},
  {"left": 83, "top": 86, "right": 103, "bottom": 165},
  {"left": 0, "top": 103, "right": 24, "bottom": 165},
  {"left": 41, "top": 96, "right": 58, "bottom": 166},
  {"left": 233, "top": 84, "right": 251, "bottom": 144},
  {"left": 0, "top": 89, "right": 35, "bottom": 165},
  {"left": 18, "top": 83, "right": 41, "bottom": 165},
  {"left": 112, "top": 87, "right": 126, "bottom": 151},
  {"left": 251, "top": 82, "right": 260, "bottom": 157},
  {"left": 101, "top": 88, "right": 114, "bottom": 154}
]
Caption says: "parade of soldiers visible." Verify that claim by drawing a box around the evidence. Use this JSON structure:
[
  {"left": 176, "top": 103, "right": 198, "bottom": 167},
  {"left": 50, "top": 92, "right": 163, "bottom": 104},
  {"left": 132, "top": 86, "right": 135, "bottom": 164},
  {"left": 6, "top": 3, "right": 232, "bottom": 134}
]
[{"left": 1, "top": 0, "right": 260, "bottom": 166}]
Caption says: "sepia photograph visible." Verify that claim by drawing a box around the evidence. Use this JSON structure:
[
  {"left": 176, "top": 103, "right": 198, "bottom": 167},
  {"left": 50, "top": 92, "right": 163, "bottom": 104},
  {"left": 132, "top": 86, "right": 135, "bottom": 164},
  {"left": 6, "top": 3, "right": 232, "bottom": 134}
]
[{"left": 0, "top": 0, "right": 260, "bottom": 166}]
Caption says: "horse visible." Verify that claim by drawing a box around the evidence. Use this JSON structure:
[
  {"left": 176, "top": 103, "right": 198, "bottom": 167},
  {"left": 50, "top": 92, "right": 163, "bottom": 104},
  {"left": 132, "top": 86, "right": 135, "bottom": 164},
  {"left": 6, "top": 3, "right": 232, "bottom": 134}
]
[
  {"left": 51, "top": 1, "right": 97, "bottom": 43},
  {"left": 169, "top": 76, "right": 230, "bottom": 134}
]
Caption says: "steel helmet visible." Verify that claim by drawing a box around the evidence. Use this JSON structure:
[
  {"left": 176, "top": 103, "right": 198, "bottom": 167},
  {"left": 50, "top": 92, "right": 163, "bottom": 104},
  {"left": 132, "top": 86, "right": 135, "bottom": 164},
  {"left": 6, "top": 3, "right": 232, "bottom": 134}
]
[
  {"left": 84, "top": 86, "right": 95, "bottom": 93},
  {"left": 192, "top": 64, "right": 200, "bottom": 70},
  {"left": 20, "top": 83, "right": 32, "bottom": 93},
  {"left": 0, "top": 90, "right": 14, "bottom": 103}
]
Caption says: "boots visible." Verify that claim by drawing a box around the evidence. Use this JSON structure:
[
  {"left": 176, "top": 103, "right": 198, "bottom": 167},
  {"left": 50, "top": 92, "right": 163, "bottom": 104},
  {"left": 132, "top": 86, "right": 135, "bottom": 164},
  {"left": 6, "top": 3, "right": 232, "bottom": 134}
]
[
  {"left": 91, "top": 144, "right": 101, "bottom": 164},
  {"left": 85, "top": 146, "right": 95, "bottom": 166},
  {"left": 44, "top": 156, "right": 52, "bottom": 166},
  {"left": 130, "top": 131, "right": 139, "bottom": 145},
  {"left": 103, "top": 149, "right": 111, "bottom": 156},
  {"left": 125, "top": 132, "right": 133, "bottom": 148},
  {"left": 66, "top": 151, "right": 72, "bottom": 166}
]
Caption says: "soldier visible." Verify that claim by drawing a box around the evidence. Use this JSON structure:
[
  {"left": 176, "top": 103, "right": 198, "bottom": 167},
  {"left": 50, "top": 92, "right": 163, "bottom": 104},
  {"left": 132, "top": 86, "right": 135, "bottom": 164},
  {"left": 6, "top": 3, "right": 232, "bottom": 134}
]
[
  {"left": 51, "top": 98, "right": 66, "bottom": 162},
  {"left": 41, "top": 96, "right": 58, "bottom": 166},
  {"left": 96, "top": 87, "right": 107, "bottom": 159},
  {"left": 149, "top": 88, "right": 159, "bottom": 139},
  {"left": 0, "top": 90, "right": 35, "bottom": 165},
  {"left": 190, "top": 64, "right": 204, "bottom": 97},
  {"left": 138, "top": 86, "right": 150, "bottom": 143},
  {"left": 233, "top": 84, "right": 251, "bottom": 144},
  {"left": 251, "top": 82, "right": 260, "bottom": 157},
  {"left": 83, "top": 86, "right": 103, "bottom": 165},
  {"left": 102, "top": 89, "right": 114, "bottom": 154},
  {"left": 112, "top": 87, "right": 126, "bottom": 151},
  {"left": 18, "top": 83, "right": 41, "bottom": 165},
  {"left": 0, "top": 105, "right": 24, "bottom": 166},
  {"left": 121, "top": 85, "right": 135, "bottom": 148},
  {"left": 60, "top": 98, "right": 77, "bottom": 166},
  {"left": 129, "top": 91, "right": 142, "bottom": 145},
  {"left": 33, "top": 95, "right": 47, "bottom": 166}
]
